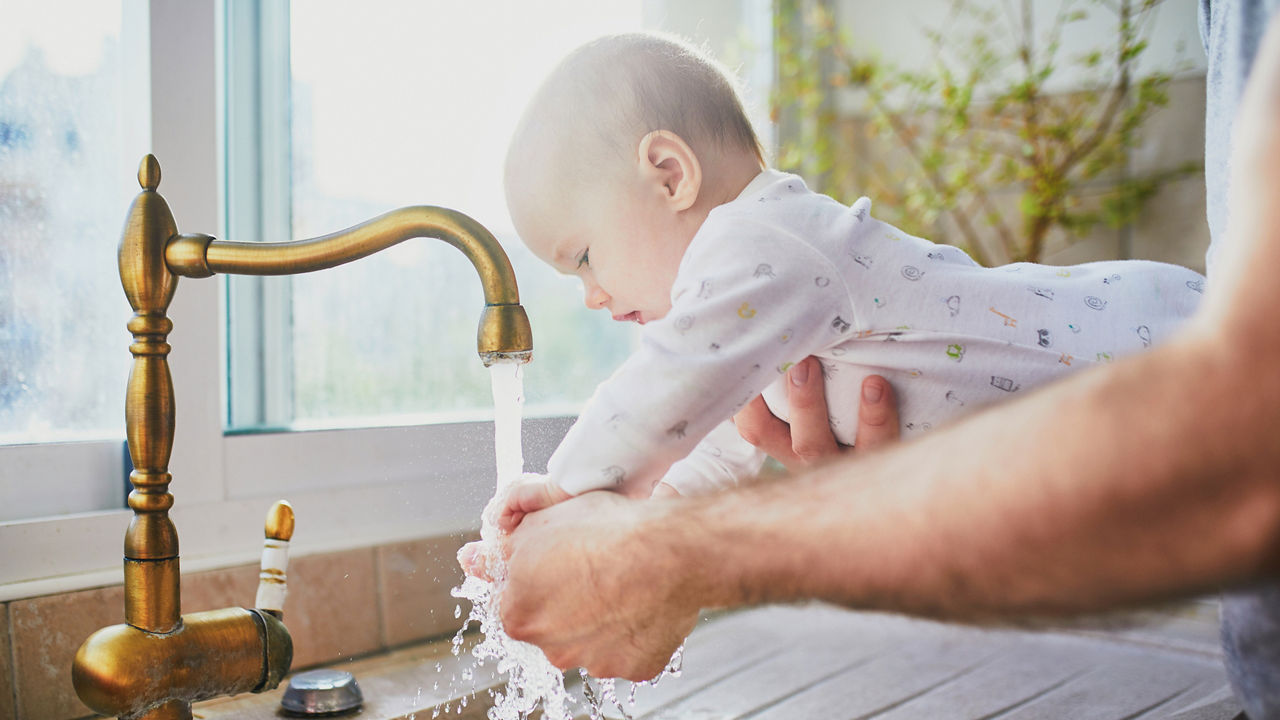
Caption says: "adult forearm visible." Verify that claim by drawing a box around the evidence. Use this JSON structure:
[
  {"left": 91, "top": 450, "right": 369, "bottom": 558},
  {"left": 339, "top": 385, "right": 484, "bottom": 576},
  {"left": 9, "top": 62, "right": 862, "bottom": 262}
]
[{"left": 672, "top": 324, "right": 1280, "bottom": 620}]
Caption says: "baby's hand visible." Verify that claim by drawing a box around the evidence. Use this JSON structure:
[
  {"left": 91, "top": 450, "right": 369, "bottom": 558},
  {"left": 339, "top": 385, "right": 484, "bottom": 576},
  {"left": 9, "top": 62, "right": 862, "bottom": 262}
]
[
  {"left": 458, "top": 540, "right": 495, "bottom": 580},
  {"left": 498, "top": 479, "right": 573, "bottom": 532}
]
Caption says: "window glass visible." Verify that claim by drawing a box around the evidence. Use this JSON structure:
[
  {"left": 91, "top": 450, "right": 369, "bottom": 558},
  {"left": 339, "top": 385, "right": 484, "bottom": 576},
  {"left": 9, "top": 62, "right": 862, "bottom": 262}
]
[
  {"left": 227, "top": 1, "right": 771, "bottom": 430},
  {"left": 281, "top": 1, "right": 648, "bottom": 426},
  {"left": 0, "top": 0, "right": 132, "bottom": 443}
]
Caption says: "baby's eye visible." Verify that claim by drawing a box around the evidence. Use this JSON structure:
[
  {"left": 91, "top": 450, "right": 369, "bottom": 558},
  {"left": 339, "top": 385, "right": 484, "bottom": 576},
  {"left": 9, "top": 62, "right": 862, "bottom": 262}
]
[{"left": 577, "top": 250, "right": 590, "bottom": 269}]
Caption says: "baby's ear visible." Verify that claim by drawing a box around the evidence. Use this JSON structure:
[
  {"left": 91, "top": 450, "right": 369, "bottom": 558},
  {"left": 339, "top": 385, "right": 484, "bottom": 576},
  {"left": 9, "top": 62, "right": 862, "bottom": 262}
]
[{"left": 638, "top": 130, "right": 702, "bottom": 212}]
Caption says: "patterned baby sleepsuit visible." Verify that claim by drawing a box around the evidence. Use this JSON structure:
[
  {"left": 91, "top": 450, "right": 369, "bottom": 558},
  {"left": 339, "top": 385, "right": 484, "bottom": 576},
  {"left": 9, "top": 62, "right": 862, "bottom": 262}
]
[{"left": 549, "top": 169, "right": 1205, "bottom": 497}]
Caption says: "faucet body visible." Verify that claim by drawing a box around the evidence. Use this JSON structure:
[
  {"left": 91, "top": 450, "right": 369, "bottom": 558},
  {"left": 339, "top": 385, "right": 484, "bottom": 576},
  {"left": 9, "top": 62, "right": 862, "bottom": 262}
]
[
  {"left": 73, "top": 608, "right": 291, "bottom": 720},
  {"left": 73, "top": 155, "right": 533, "bottom": 720}
]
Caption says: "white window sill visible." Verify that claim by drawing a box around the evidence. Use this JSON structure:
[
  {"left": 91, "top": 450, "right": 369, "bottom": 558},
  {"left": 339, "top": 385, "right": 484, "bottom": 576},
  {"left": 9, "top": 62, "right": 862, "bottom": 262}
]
[{"left": 0, "top": 416, "right": 572, "bottom": 602}]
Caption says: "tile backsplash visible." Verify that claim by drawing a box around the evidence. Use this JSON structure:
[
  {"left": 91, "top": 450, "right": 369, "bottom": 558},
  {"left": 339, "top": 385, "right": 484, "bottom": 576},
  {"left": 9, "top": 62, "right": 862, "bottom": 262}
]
[{"left": 2, "top": 531, "right": 476, "bottom": 720}]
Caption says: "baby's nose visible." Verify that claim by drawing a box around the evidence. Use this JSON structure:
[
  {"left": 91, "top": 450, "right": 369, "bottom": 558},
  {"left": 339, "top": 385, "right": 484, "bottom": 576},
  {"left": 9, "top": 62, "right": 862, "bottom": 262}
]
[{"left": 583, "top": 283, "right": 610, "bottom": 310}]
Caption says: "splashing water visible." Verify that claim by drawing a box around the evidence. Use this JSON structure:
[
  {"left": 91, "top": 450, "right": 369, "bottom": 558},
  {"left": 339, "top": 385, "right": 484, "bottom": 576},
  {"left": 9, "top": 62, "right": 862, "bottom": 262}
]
[
  {"left": 451, "top": 360, "right": 685, "bottom": 720},
  {"left": 578, "top": 645, "right": 686, "bottom": 720},
  {"left": 451, "top": 361, "right": 575, "bottom": 720}
]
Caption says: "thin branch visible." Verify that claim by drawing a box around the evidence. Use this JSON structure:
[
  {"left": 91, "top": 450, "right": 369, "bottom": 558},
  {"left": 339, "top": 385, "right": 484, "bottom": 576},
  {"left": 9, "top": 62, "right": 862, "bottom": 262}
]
[
  {"left": 869, "top": 101, "right": 996, "bottom": 265},
  {"left": 1053, "top": 0, "right": 1132, "bottom": 176},
  {"left": 1015, "top": 0, "right": 1048, "bottom": 171},
  {"left": 964, "top": 184, "right": 1021, "bottom": 260}
]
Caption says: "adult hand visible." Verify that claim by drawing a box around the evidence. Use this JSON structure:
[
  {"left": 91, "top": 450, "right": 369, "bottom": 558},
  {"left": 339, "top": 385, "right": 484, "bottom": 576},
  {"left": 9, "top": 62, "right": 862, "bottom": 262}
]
[
  {"left": 733, "top": 356, "right": 900, "bottom": 469},
  {"left": 499, "top": 492, "right": 698, "bottom": 681}
]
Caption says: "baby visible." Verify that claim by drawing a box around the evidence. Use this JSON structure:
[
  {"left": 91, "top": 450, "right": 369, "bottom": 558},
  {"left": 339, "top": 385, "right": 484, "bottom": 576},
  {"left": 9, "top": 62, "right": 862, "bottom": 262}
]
[{"left": 498, "top": 32, "right": 1205, "bottom": 529}]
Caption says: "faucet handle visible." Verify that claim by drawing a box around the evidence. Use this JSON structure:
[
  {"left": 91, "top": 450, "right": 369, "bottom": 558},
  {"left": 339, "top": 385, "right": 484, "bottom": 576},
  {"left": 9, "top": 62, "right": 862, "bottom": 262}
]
[{"left": 256, "top": 500, "right": 294, "bottom": 618}]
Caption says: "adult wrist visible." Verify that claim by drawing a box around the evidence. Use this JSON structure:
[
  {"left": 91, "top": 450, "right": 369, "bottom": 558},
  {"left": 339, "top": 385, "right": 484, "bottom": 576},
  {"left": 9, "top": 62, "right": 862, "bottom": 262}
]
[{"left": 636, "top": 495, "right": 731, "bottom": 614}]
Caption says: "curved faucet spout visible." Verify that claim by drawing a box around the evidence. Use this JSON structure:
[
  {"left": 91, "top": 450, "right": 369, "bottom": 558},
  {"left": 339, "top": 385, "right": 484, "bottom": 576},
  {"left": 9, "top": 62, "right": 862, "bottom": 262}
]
[
  {"left": 83, "top": 154, "right": 536, "bottom": 720},
  {"left": 165, "top": 204, "right": 533, "bottom": 363}
]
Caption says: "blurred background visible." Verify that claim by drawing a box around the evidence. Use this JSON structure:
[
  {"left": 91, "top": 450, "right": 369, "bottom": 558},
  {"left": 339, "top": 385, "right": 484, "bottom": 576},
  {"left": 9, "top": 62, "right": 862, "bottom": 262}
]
[{"left": 0, "top": 0, "right": 1204, "bottom": 514}]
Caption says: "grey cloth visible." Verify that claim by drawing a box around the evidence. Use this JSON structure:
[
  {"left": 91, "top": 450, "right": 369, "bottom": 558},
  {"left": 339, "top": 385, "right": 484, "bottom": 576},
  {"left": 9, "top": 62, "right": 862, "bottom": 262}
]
[
  {"left": 1200, "top": 0, "right": 1280, "bottom": 275},
  {"left": 1200, "top": 1, "right": 1280, "bottom": 718}
]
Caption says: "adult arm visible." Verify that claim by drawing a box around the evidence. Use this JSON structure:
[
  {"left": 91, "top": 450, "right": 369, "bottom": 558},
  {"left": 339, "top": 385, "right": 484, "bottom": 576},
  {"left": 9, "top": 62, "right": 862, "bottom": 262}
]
[
  {"left": 501, "top": 13, "right": 1280, "bottom": 681},
  {"left": 504, "top": 303, "right": 1280, "bottom": 679}
]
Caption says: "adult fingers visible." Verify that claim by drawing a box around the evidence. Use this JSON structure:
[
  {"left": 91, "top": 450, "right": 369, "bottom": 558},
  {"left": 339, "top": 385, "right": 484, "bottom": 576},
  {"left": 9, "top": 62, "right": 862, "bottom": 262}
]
[
  {"left": 499, "top": 492, "right": 697, "bottom": 681},
  {"left": 785, "top": 357, "right": 841, "bottom": 463},
  {"left": 854, "top": 375, "right": 900, "bottom": 453},
  {"left": 733, "top": 394, "right": 801, "bottom": 466}
]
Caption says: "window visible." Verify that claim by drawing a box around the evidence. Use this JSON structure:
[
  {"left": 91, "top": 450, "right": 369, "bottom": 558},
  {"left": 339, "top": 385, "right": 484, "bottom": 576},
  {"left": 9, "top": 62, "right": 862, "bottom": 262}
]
[
  {"left": 2, "top": 1, "right": 226, "bottom": 595},
  {"left": 0, "top": 0, "right": 148, "bottom": 521},
  {"left": 227, "top": 1, "right": 776, "bottom": 430},
  {"left": 218, "top": 0, "right": 771, "bottom": 531}
]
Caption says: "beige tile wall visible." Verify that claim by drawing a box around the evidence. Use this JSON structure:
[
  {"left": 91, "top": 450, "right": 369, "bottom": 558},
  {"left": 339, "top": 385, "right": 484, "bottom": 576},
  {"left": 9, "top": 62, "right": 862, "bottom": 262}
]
[
  {"left": 376, "top": 535, "right": 470, "bottom": 647},
  {"left": 10, "top": 585, "right": 125, "bottom": 719},
  {"left": 3, "top": 531, "right": 475, "bottom": 720},
  {"left": 1, "top": 603, "right": 15, "bottom": 720}
]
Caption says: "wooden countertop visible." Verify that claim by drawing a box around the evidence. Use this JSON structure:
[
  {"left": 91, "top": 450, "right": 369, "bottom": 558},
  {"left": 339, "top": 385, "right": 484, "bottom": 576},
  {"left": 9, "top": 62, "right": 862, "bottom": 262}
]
[{"left": 195, "top": 601, "right": 1240, "bottom": 720}]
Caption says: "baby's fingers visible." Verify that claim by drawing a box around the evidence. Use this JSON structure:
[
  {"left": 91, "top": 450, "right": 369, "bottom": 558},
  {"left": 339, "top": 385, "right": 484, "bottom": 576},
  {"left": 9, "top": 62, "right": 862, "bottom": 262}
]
[
  {"left": 497, "top": 504, "right": 527, "bottom": 533},
  {"left": 497, "top": 482, "right": 569, "bottom": 532},
  {"left": 458, "top": 541, "right": 495, "bottom": 581}
]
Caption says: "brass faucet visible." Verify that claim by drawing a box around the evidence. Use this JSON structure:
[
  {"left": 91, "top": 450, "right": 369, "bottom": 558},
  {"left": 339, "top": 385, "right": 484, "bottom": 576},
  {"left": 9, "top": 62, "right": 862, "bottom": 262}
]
[{"left": 72, "top": 155, "right": 533, "bottom": 720}]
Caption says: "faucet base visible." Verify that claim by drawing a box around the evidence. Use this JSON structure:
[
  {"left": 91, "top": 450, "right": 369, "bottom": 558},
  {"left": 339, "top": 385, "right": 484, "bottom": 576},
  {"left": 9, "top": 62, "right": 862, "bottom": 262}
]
[{"left": 74, "top": 607, "right": 293, "bottom": 719}]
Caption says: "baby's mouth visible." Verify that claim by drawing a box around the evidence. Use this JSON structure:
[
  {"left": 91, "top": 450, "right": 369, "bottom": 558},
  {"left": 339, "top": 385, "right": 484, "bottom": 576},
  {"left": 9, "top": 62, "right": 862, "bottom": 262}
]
[{"left": 613, "top": 311, "right": 644, "bottom": 324}]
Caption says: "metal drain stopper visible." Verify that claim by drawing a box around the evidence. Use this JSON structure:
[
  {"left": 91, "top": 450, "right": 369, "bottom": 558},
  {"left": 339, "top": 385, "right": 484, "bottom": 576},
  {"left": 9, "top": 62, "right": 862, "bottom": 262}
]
[{"left": 281, "top": 669, "right": 364, "bottom": 716}]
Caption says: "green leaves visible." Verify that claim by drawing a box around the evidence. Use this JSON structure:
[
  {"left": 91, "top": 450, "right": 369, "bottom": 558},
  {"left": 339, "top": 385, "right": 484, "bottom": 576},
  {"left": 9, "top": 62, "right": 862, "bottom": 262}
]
[{"left": 771, "top": 0, "right": 1198, "bottom": 265}]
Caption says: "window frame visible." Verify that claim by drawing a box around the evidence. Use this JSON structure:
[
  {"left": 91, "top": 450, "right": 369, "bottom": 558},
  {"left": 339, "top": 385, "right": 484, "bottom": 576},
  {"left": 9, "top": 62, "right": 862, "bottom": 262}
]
[
  {"left": 217, "top": 0, "right": 572, "bottom": 556},
  {"left": 0, "top": 0, "right": 568, "bottom": 600}
]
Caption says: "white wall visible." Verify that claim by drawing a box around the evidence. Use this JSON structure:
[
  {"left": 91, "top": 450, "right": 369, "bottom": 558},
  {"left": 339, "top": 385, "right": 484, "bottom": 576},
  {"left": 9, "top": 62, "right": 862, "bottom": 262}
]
[{"left": 834, "top": 0, "right": 1205, "bottom": 84}]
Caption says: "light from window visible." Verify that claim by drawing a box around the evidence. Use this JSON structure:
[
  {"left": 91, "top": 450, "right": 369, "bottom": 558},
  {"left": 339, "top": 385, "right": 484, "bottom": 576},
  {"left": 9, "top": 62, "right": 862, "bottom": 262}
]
[
  {"left": 0, "top": 0, "right": 132, "bottom": 444},
  {"left": 274, "top": 1, "right": 650, "bottom": 427},
  {"left": 228, "top": 1, "right": 772, "bottom": 430}
]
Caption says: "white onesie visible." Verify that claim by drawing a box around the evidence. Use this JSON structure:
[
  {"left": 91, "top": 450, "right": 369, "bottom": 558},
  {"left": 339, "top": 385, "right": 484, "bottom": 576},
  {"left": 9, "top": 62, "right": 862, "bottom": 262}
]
[{"left": 549, "top": 170, "right": 1205, "bottom": 497}]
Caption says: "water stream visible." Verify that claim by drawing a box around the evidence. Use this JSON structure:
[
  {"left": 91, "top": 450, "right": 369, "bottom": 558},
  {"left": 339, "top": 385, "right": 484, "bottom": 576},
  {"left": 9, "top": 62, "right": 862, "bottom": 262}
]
[
  {"left": 449, "top": 360, "right": 574, "bottom": 720},
  {"left": 447, "top": 360, "right": 682, "bottom": 720}
]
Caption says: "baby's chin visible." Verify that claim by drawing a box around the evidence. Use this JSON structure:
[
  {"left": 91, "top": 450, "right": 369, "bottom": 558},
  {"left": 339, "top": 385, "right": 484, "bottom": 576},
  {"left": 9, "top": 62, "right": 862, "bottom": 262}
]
[{"left": 643, "top": 304, "right": 675, "bottom": 324}]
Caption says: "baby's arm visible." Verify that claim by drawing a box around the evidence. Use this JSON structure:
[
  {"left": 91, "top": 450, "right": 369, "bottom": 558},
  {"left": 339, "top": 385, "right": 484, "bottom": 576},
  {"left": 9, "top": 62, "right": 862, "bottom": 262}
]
[
  {"left": 655, "top": 419, "right": 767, "bottom": 497},
  {"left": 540, "top": 219, "right": 859, "bottom": 504},
  {"left": 499, "top": 423, "right": 759, "bottom": 520}
]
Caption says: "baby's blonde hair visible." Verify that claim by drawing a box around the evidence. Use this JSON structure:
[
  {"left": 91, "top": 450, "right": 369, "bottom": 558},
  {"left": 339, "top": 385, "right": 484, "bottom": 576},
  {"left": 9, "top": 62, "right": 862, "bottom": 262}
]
[{"left": 509, "top": 33, "right": 765, "bottom": 181}]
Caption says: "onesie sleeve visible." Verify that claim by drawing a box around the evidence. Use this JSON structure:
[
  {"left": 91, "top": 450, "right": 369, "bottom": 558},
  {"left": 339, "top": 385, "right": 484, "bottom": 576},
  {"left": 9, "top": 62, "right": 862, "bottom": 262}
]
[
  {"left": 659, "top": 419, "right": 766, "bottom": 496},
  {"left": 547, "top": 215, "right": 858, "bottom": 496}
]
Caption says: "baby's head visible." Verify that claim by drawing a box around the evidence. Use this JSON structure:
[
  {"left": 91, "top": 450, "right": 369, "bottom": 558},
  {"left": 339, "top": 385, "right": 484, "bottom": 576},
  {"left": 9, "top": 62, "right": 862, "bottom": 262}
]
[{"left": 505, "top": 33, "right": 765, "bottom": 325}]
